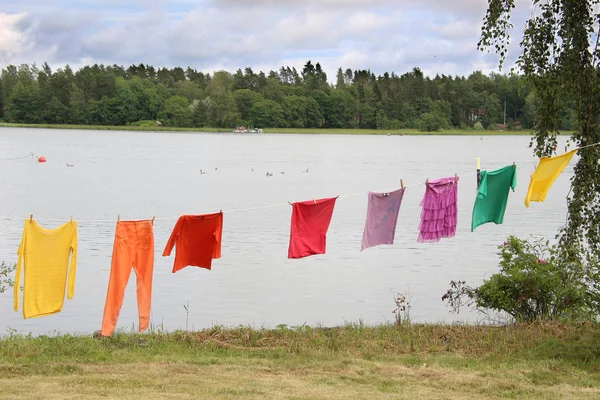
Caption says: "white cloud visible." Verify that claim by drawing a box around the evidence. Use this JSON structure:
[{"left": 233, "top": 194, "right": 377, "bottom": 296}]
[
  {"left": 0, "top": 13, "right": 33, "bottom": 64},
  {"left": 0, "top": 1, "right": 530, "bottom": 79}
]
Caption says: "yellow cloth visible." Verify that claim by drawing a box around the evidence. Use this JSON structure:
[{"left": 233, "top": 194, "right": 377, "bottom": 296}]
[
  {"left": 14, "top": 219, "right": 78, "bottom": 319},
  {"left": 525, "top": 150, "right": 576, "bottom": 208}
]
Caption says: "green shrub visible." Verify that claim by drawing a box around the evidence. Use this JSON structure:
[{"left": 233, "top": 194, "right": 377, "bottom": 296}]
[
  {"left": 0, "top": 261, "right": 16, "bottom": 293},
  {"left": 442, "top": 236, "right": 595, "bottom": 322},
  {"left": 418, "top": 112, "right": 450, "bottom": 132},
  {"left": 473, "top": 121, "right": 484, "bottom": 130}
]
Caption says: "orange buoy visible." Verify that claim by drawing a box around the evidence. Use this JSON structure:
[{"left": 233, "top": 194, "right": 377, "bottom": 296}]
[{"left": 37, "top": 156, "right": 46, "bottom": 163}]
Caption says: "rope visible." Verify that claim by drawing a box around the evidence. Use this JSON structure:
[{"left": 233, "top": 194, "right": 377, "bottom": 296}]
[
  {"left": 575, "top": 141, "right": 600, "bottom": 151},
  {"left": 0, "top": 170, "right": 521, "bottom": 224},
  {"left": 0, "top": 153, "right": 35, "bottom": 161},
  {"left": 0, "top": 142, "right": 592, "bottom": 224}
]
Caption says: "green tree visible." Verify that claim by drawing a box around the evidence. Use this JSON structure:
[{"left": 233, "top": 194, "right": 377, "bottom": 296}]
[
  {"left": 6, "top": 82, "right": 41, "bottom": 123},
  {"left": 128, "top": 77, "right": 158, "bottom": 121},
  {"left": 304, "top": 96, "right": 323, "bottom": 128},
  {"left": 114, "top": 78, "right": 140, "bottom": 124},
  {"left": 208, "top": 71, "right": 239, "bottom": 127},
  {"left": 479, "top": 93, "right": 502, "bottom": 128},
  {"left": 174, "top": 80, "right": 203, "bottom": 102},
  {"left": 98, "top": 95, "right": 121, "bottom": 125},
  {"left": 262, "top": 76, "right": 285, "bottom": 103},
  {"left": 0, "top": 60, "right": 550, "bottom": 133},
  {"left": 1, "top": 65, "right": 19, "bottom": 118},
  {"left": 233, "top": 89, "right": 264, "bottom": 123},
  {"left": 51, "top": 65, "right": 75, "bottom": 107},
  {"left": 249, "top": 100, "right": 286, "bottom": 128},
  {"left": 190, "top": 99, "right": 208, "bottom": 127},
  {"left": 480, "top": 0, "right": 600, "bottom": 312},
  {"left": 325, "top": 90, "right": 356, "bottom": 128},
  {"left": 283, "top": 95, "right": 308, "bottom": 128},
  {"left": 44, "top": 96, "right": 70, "bottom": 123},
  {"left": 69, "top": 86, "right": 87, "bottom": 124},
  {"left": 158, "top": 95, "right": 192, "bottom": 127},
  {"left": 335, "top": 67, "right": 345, "bottom": 89}
]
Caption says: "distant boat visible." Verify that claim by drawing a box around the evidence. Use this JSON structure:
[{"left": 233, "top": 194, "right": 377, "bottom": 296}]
[{"left": 233, "top": 126, "right": 262, "bottom": 133}]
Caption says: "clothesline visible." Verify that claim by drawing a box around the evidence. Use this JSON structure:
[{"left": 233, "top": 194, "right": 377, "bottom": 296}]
[
  {"left": 0, "top": 153, "right": 36, "bottom": 161},
  {"left": 0, "top": 168, "right": 497, "bottom": 224},
  {"left": 0, "top": 140, "right": 598, "bottom": 163},
  {"left": 0, "top": 142, "right": 596, "bottom": 224},
  {"left": 0, "top": 169, "right": 516, "bottom": 224},
  {"left": 575, "top": 141, "right": 600, "bottom": 150},
  {"left": 0, "top": 158, "right": 549, "bottom": 224}
]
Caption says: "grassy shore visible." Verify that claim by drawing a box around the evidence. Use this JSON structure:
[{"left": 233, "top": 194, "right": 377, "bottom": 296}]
[
  {"left": 0, "top": 122, "right": 232, "bottom": 133},
  {"left": 0, "top": 122, "right": 544, "bottom": 136},
  {"left": 262, "top": 127, "right": 536, "bottom": 135},
  {"left": 0, "top": 322, "right": 598, "bottom": 399}
]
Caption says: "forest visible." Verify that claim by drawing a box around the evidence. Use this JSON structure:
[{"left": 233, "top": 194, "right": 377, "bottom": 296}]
[{"left": 0, "top": 61, "right": 576, "bottom": 131}]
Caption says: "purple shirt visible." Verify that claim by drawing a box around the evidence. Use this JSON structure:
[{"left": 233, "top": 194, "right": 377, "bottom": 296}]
[{"left": 361, "top": 188, "right": 405, "bottom": 251}]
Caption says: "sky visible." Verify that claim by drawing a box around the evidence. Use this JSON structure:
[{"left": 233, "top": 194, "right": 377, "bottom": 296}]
[{"left": 0, "top": 0, "right": 533, "bottom": 79}]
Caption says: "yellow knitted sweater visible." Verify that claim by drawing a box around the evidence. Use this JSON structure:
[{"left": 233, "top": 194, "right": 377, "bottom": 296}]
[{"left": 14, "top": 219, "right": 78, "bottom": 319}]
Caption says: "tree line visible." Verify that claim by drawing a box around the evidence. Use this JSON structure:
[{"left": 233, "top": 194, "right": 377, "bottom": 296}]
[{"left": 0, "top": 61, "right": 575, "bottom": 131}]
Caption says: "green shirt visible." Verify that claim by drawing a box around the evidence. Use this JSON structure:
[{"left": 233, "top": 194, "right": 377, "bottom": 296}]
[{"left": 471, "top": 165, "right": 517, "bottom": 232}]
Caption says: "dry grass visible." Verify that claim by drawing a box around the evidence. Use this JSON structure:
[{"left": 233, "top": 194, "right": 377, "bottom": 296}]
[
  {"left": 0, "top": 322, "right": 599, "bottom": 399},
  {"left": 1, "top": 361, "right": 599, "bottom": 400}
]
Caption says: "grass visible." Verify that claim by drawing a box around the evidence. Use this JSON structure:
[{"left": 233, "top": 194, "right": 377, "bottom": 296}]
[
  {"left": 262, "top": 127, "right": 538, "bottom": 135},
  {"left": 0, "top": 122, "right": 233, "bottom": 133},
  {"left": 0, "top": 122, "right": 552, "bottom": 135},
  {"left": 0, "top": 322, "right": 599, "bottom": 399}
]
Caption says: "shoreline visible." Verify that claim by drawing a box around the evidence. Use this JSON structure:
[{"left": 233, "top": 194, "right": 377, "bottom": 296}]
[
  {"left": 0, "top": 322, "right": 597, "bottom": 398},
  {"left": 0, "top": 122, "right": 556, "bottom": 136}
]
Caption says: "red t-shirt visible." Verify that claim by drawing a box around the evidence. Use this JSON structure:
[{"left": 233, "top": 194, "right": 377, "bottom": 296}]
[
  {"left": 288, "top": 197, "right": 337, "bottom": 259},
  {"left": 163, "top": 213, "right": 223, "bottom": 273}
]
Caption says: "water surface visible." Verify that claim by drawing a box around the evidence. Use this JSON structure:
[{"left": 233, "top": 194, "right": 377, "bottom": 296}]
[{"left": 0, "top": 128, "right": 573, "bottom": 334}]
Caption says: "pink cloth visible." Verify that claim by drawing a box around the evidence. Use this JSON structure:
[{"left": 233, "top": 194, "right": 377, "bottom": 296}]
[
  {"left": 361, "top": 188, "right": 405, "bottom": 251},
  {"left": 418, "top": 177, "right": 458, "bottom": 242}
]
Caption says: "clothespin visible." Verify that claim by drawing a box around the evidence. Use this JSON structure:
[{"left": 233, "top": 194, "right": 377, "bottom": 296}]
[
  {"left": 117, "top": 214, "right": 120, "bottom": 222},
  {"left": 425, "top": 178, "right": 429, "bottom": 184},
  {"left": 219, "top": 209, "right": 223, "bottom": 214},
  {"left": 29, "top": 214, "right": 33, "bottom": 222},
  {"left": 400, "top": 179, "right": 405, "bottom": 189},
  {"left": 455, "top": 173, "right": 459, "bottom": 181},
  {"left": 288, "top": 201, "right": 293, "bottom": 206},
  {"left": 69, "top": 215, "right": 73, "bottom": 223},
  {"left": 151, "top": 216, "right": 155, "bottom": 225},
  {"left": 313, "top": 197, "right": 316, "bottom": 204}
]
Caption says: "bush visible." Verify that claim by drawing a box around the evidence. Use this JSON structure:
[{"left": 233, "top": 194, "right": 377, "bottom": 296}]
[
  {"left": 418, "top": 111, "right": 450, "bottom": 132},
  {"left": 442, "top": 236, "right": 594, "bottom": 322},
  {"left": 459, "top": 122, "right": 472, "bottom": 131},
  {"left": 376, "top": 116, "right": 400, "bottom": 130},
  {"left": 0, "top": 261, "right": 16, "bottom": 293},
  {"left": 473, "top": 121, "right": 484, "bottom": 130}
]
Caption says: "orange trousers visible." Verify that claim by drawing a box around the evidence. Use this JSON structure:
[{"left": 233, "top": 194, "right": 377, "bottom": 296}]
[{"left": 101, "top": 220, "right": 154, "bottom": 337}]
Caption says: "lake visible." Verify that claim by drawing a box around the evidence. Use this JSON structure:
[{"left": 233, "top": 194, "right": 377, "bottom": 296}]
[{"left": 0, "top": 128, "right": 574, "bottom": 335}]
